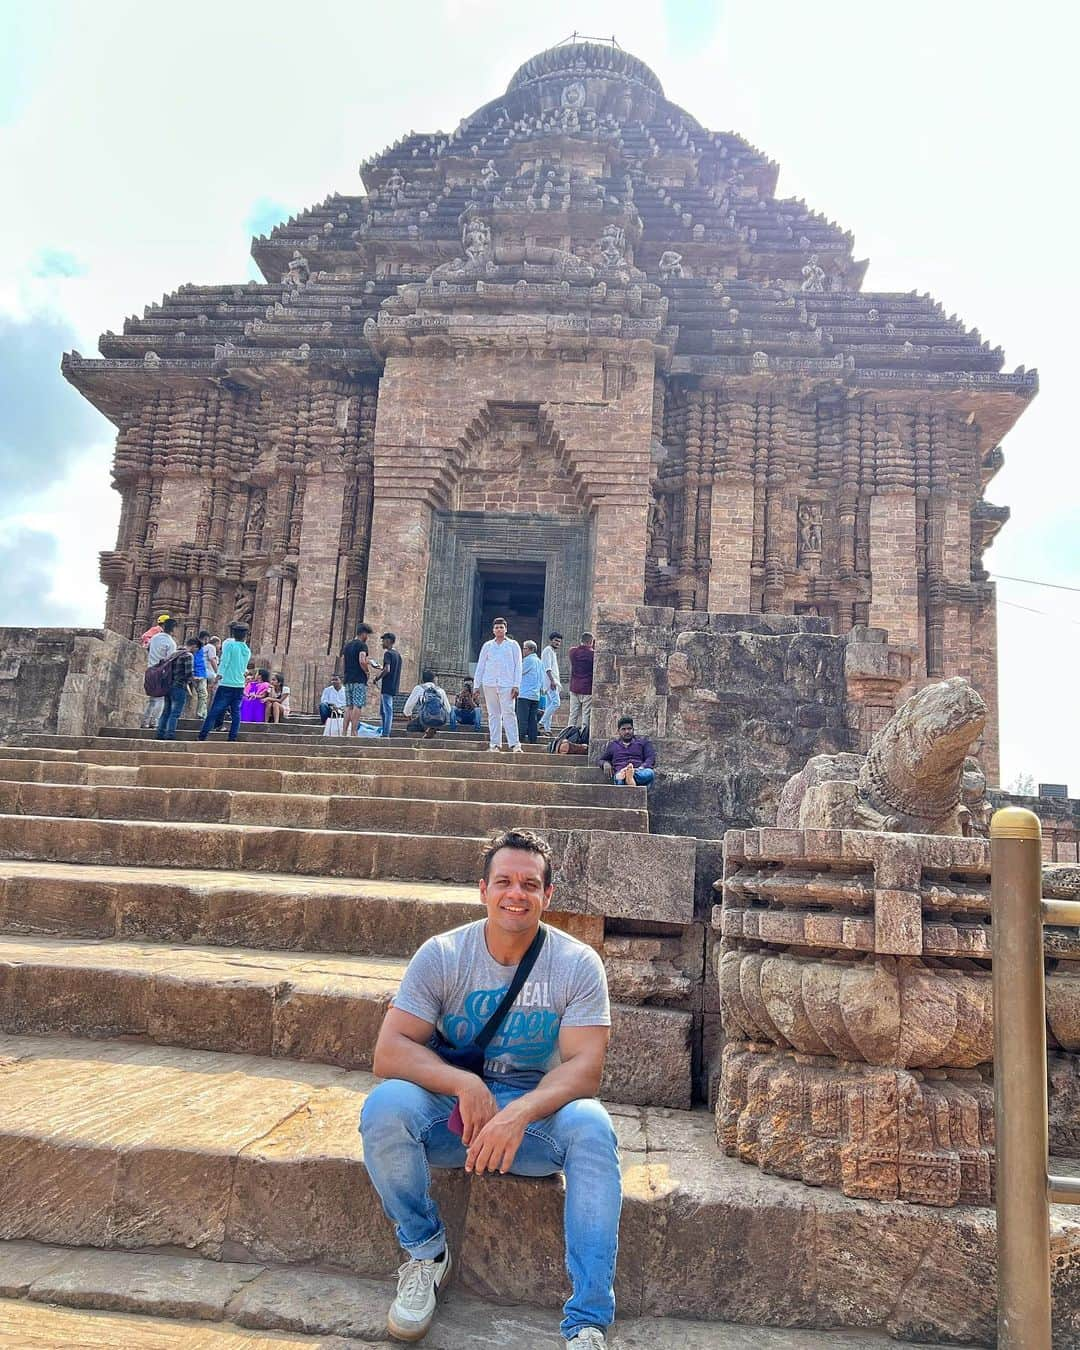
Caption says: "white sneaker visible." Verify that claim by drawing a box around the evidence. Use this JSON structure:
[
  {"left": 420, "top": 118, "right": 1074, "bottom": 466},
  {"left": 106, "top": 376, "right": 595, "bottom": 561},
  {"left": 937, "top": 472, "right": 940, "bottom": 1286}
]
[
  {"left": 488, "top": 745, "right": 501, "bottom": 753},
  {"left": 568, "top": 1330, "right": 606, "bottom": 1348},
  {"left": 511, "top": 745, "right": 524, "bottom": 754},
  {"left": 387, "top": 1246, "right": 452, "bottom": 1341}
]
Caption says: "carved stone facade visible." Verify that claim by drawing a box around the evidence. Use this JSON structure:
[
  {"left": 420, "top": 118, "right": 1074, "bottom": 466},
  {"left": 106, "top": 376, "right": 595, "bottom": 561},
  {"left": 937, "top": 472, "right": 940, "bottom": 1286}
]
[{"left": 66, "top": 40, "right": 1032, "bottom": 744}]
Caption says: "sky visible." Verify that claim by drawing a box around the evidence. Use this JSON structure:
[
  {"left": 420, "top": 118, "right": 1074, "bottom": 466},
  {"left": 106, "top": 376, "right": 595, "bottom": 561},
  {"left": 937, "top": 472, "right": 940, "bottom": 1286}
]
[{"left": 1, "top": 0, "right": 1076, "bottom": 790}]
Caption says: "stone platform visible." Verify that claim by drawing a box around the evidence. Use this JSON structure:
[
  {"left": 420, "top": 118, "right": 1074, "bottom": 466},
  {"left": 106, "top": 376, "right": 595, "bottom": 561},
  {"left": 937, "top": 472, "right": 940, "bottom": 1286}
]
[{"left": 0, "top": 721, "right": 1077, "bottom": 1345}]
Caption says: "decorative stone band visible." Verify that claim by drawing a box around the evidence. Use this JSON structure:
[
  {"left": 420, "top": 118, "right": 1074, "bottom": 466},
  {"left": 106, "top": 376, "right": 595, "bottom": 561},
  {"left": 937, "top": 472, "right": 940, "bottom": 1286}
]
[{"left": 716, "top": 823, "right": 1080, "bottom": 1206}]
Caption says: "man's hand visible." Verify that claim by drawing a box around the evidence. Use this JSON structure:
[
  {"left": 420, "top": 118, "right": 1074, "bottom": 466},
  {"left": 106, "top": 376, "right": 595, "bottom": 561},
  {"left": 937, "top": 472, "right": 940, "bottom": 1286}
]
[
  {"left": 510, "top": 686, "right": 519, "bottom": 700},
  {"left": 602, "top": 761, "right": 614, "bottom": 780},
  {"left": 465, "top": 1099, "right": 529, "bottom": 1175},
  {"left": 455, "top": 1074, "right": 498, "bottom": 1146}
]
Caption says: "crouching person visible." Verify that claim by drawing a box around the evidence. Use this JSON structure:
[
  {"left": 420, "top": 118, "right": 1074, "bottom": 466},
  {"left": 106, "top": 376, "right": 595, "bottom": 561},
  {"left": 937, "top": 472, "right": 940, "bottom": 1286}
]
[{"left": 360, "top": 827, "right": 620, "bottom": 1347}]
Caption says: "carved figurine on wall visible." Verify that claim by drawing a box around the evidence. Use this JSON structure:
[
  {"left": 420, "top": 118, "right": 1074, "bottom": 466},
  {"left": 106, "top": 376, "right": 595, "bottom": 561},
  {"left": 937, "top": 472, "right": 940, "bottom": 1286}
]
[
  {"left": 797, "top": 501, "right": 823, "bottom": 570},
  {"left": 282, "top": 251, "right": 310, "bottom": 290},
  {"left": 244, "top": 490, "right": 266, "bottom": 551},
  {"left": 598, "top": 223, "right": 627, "bottom": 269},
  {"left": 232, "top": 584, "right": 255, "bottom": 630},
  {"left": 658, "top": 250, "right": 684, "bottom": 279},
  {"left": 647, "top": 493, "right": 672, "bottom": 564},
  {"left": 800, "top": 253, "right": 826, "bottom": 292}
]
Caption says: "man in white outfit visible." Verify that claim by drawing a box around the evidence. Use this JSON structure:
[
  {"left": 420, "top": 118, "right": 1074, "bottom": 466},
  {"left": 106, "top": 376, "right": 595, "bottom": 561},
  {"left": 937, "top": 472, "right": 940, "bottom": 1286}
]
[
  {"left": 540, "top": 631, "right": 563, "bottom": 735},
  {"left": 473, "top": 617, "right": 523, "bottom": 753}
]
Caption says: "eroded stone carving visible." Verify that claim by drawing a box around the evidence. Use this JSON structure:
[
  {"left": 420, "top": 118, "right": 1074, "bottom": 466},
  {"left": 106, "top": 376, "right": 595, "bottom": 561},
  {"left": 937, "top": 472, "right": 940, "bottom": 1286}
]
[
  {"left": 658, "top": 250, "right": 684, "bottom": 279},
  {"left": 800, "top": 253, "right": 825, "bottom": 292},
  {"left": 777, "top": 677, "right": 986, "bottom": 835}
]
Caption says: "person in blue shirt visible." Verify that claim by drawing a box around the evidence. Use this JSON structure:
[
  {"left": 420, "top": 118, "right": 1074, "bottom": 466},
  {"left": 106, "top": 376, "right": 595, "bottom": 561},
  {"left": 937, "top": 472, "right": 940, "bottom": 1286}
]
[
  {"left": 197, "top": 623, "right": 251, "bottom": 742},
  {"left": 516, "top": 639, "right": 544, "bottom": 744}
]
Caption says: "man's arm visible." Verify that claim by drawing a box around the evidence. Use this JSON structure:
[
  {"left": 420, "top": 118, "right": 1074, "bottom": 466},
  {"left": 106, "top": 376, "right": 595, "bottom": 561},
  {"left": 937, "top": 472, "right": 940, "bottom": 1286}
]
[
  {"left": 402, "top": 685, "right": 421, "bottom": 717},
  {"left": 372, "top": 1006, "right": 498, "bottom": 1144},
  {"left": 464, "top": 1025, "right": 610, "bottom": 1175},
  {"left": 473, "top": 642, "right": 489, "bottom": 688},
  {"left": 641, "top": 737, "right": 657, "bottom": 770}
]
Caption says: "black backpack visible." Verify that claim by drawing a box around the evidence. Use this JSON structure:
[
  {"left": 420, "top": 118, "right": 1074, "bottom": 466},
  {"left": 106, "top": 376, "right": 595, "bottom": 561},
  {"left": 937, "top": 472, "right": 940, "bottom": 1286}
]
[
  {"left": 548, "top": 725, "right": 588, "bottom": 753},
  {"left": 418, "top": 684, "right": 448, "bottom": 727}
]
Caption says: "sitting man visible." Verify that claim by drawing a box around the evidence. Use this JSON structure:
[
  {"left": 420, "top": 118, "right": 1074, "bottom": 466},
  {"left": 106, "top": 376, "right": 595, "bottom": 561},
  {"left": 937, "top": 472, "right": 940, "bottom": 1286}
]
[
  {"left": 319, "top": 675, "right": 347, "bottom": 724},
  {"left": 449, "top": 676, "right": 482, "bottom": 731},
  {"left": 360, "top": 827, "right": 620, "bottom": 1348},
  {"left": 599, "top": 716, "right": 656, "bottom": 787},
  {"left": 402, "top": 668, "right": 452, "bottom": 739}
]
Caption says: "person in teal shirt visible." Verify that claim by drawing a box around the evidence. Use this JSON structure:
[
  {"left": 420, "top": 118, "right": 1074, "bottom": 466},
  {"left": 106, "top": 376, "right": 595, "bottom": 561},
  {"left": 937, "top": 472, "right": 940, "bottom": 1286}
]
[{"left": 198, "top": 623, "right": 252, "bottom": 741}]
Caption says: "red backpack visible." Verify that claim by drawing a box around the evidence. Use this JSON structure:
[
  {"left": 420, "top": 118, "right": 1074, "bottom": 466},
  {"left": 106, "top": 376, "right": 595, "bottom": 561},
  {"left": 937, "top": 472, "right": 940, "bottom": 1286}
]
[{"left": 144, "top": 653, "right": 179, "bottom": 698}]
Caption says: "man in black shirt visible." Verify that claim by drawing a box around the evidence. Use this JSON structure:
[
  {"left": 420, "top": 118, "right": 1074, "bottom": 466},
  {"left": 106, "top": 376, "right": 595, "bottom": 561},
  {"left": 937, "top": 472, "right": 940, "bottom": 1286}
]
[
  {"left": 340, "top": 622, "right": 374, "bottom": 738},
  {"left": 373, "top": 632, "right": 402, "bottom": 739}
]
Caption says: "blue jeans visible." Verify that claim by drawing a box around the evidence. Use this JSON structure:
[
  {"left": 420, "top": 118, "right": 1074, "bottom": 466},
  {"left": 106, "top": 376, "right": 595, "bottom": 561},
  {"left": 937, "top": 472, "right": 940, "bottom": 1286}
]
[
  {"left": 155, "top": 685, "right": 187, "bottom": 740},
  {"left": 380, "top": 693, "right": 394, "bottom": 739},
  {"left": 199, "top": 684, "right": 244, "bottom": 741},
  {"left": 449, "top": 707, "right": 481, "bottom": 730},
  {"left": 615, "top": 767, "right": 655, "bottom": 786},
  {"left": 360, "top": 1078, "right": 621, "bottom": 1339}
]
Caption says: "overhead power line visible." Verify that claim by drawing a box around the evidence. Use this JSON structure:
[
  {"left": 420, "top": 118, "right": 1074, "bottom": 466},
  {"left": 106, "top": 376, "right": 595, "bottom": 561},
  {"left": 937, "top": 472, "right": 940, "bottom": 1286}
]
[
  {"left": 992, "top": 573, "right": 1080, "bottom": 594},
  {"left": 998, "top": 598, "right": 1080, "bottom": 629}
]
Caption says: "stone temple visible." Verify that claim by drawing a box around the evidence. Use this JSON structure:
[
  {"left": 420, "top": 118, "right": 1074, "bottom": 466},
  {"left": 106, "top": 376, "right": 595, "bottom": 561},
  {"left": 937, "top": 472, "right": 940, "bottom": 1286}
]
[
  {"left": 3, "top": 39, "right": 1079, "bottom": 1347},
  {"left": 65, "top": 39, "right": 1031, "bottom": 773}
]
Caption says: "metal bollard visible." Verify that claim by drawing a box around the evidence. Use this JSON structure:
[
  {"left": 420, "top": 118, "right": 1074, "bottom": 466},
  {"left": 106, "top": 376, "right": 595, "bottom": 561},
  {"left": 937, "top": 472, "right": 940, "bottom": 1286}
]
[{"left": 991, "top": 805, "right": 1051, "bottom": 1349}]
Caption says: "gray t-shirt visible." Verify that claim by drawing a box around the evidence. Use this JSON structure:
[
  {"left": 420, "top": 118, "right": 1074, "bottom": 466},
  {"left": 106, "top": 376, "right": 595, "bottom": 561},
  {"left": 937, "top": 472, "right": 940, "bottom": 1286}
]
[{"left": 392, "top": 920, "right": 610, "bottom": 1088}]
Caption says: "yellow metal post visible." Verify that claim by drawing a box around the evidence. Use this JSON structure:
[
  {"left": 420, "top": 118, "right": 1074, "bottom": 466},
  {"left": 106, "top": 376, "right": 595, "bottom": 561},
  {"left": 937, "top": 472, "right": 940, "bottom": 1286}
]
[{"left": 991, "top": 805, "right": 1051, "bottom": 1349}]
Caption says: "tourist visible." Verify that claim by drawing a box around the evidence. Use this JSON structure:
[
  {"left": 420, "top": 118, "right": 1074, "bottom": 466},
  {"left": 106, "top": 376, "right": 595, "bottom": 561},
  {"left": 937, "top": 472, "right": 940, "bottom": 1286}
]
[
  {"left": 185, "top": 631, "right": 211, "bottom": 721},
  {"left": 139, "top": 613, "right": 169, "bottom": 649},
  {"left": 540, "top": 631, "right": 563, "bottom": 735},
  {"left": 516, "top": 639, "right": 543, "bottom": 745},
  {"left": 474, "top": 617, "right": 522, "bottom": 754},
  {"left": 360, "top": 827, "right": 618, "bottom": 1347},
  {"left": 341, "top": 622, "right": 374, "bottom": 738},
  {"left": 198, "top": 623, "right": 251, "bottom": 742},
  {"left": 156, "top": 636, "right": 198, "bottom": 741},
  {"left": 450, "top": 677, "right": 482, "bottom": 731},
  {"left": 319, "top": 675, "right": 346, "bottom": 723},
  {"left": 599, "top": 716, "right": 656, "bottom": 788},
  {"left": 264, "top": 673, "right": 291, "bottom": 723},
  {"left": 141, "top": 618, "right": 178, "bottom": 729},
  {"left": 403, "top": 669, "right": 452, "bottom": 739},
  {"left": 200, "top": 630, "right": 219, "bottom": 694},
  {"left": 373, "top": 632, "right": 403, "bottom": 739},
  {"left": 567, "top": 632, "right": 595, "bottom": 734},
  {"left": 242, "top": 668, "right": 272, "bottom": 723}
]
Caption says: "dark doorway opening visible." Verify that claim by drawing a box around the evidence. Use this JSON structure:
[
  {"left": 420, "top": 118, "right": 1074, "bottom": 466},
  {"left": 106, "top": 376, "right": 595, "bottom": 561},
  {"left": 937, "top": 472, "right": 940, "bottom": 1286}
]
[{"left": 470, "top": 560, "right": 546, "bottom": 663}]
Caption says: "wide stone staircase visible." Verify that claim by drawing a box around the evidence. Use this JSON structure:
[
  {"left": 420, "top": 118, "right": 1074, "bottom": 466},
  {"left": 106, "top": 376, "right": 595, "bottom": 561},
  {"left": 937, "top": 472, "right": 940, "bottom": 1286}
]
[{"left": 0, "top": 718, "right": 970, "bottom": 1345}]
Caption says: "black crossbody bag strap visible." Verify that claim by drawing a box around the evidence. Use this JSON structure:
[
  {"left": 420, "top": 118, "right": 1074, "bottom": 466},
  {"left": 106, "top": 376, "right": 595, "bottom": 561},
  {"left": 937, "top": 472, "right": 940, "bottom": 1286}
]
[{"left": 474, "top": 924, "right": 547, "bottom": 1052}]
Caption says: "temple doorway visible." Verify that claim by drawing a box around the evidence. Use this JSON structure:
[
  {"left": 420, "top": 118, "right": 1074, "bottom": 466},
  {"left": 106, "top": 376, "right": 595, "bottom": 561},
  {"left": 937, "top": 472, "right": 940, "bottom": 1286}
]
[{"left": 470, "top": 560, "right": 546, "bottom": 659}]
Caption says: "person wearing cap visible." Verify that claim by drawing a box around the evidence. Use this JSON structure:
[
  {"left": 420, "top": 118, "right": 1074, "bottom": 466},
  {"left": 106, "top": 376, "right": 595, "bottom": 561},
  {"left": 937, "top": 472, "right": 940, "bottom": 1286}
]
[{"left": 140, "top": 618, "right": 177, "bottom": 728}]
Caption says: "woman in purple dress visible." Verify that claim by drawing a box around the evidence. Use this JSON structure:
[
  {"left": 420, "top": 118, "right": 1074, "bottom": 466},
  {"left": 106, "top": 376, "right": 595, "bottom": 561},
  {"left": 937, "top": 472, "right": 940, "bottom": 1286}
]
[{"left": 241, "top": 667, "right": 272, "bottom": 722}]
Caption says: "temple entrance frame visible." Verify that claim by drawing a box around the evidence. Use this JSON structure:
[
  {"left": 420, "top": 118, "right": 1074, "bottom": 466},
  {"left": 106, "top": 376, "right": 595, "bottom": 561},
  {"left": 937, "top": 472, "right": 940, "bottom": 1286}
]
[{"left": 419, "top": 511, "right": 591, "bottom": 681}]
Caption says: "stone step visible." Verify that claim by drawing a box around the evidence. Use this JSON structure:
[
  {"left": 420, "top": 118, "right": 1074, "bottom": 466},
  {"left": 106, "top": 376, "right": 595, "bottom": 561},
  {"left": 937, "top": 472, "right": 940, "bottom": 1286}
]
[
  {"left": 0, "top": 1032, "right": 1067, "bottom": 1342},
  {"left": 0, "top": 934, "right": 689, "bottom": 1107},
  {"left": 0, "top": 755, "right": 639, "bottom": 809},
  {"left": 0, "top": 860, "right": 481, "bottom": 956},
  {"left": 0, "top": 778, "right": 647, "bottom": 837},
  {"left": 0, "top": 1298, "right": 362, "bottom": 1348},
  {"left": 0, "top": 817, "right": 696, "bottom": 924},
  {"left": 106, "top": 726, "right": 562, "bottom": 755},
  {"left": 0, "top": 1240, "right": 937, "bottom": 1347},
  {"left": 14, "top": 735, "right": 602, "bottom": 776}
]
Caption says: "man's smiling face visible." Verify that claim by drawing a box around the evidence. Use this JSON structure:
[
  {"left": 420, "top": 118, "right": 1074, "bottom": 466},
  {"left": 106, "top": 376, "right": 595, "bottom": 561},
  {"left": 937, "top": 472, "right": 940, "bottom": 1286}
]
[{"left": 479, "top": 847, "right": 552, "bottom": 938}]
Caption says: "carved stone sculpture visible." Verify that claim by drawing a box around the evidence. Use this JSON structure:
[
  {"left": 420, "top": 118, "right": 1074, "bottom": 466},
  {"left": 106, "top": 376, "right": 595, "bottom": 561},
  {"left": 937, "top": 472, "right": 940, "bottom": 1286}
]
[
  {"left": 776, "top": 677, "right": 987, "bottom": 835},
  {"left": 283, "top": 251, "right": 310, "bottom": 289},
  {"left": 598, "top": 223, "right": 627, "bottom": 268},
  {"left": 658, "top": 250, "right": 683, "bottom": 279},
  {"left": 800, "top": 253, "right": 826, "bottom": 292},
  {"left": 796, "top": 501, "right": 822, "bottom": 567}
]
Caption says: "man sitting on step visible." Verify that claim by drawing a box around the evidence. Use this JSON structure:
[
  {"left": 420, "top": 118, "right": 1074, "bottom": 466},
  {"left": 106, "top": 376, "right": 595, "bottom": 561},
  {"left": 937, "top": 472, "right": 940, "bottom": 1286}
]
[
  {"left": 361, "top": 827, "right": 619, "bottom": 1349},
  {"left": 598, "top": 716, "right": 657, "bottom": 788},
  {"left": 402, "top": 669, "right": 452, "bottom": 739}
]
